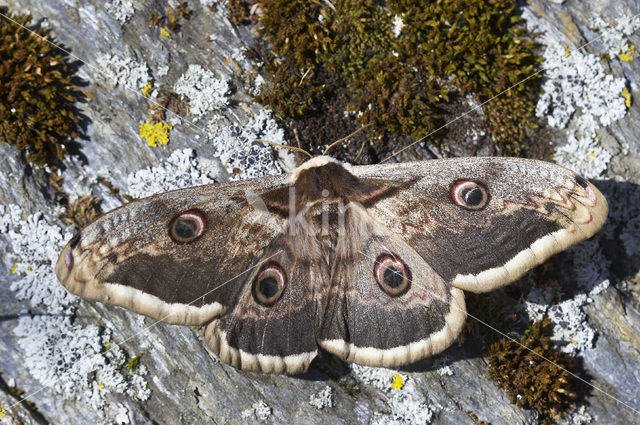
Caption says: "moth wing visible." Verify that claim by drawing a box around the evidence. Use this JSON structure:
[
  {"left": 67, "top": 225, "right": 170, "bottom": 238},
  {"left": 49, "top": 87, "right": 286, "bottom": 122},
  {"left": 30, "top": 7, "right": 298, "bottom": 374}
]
[
  {"left": 317, "top": 203, "right": 466, "bottom": 367},
  {"left": 350, "top": 157, "right": 608, "bottom": 293},
  {"left": 56, "top": 175, "right": 293, "bottom": 326}
]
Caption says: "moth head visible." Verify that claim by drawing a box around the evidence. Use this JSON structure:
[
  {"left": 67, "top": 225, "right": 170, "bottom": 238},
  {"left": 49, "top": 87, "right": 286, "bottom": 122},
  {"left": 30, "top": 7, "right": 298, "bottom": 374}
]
[
  {"left": 169, "top": 210, "right": 207, "bottom": 243},
  {"left": 253, "top": 262, "right": 287, "bottom": 306},
  {"left": 374, "top": 253, "right": 411, "bottom": 296},
  {"left": 450, "top": 180, "right": 490, "bottom": 210}
]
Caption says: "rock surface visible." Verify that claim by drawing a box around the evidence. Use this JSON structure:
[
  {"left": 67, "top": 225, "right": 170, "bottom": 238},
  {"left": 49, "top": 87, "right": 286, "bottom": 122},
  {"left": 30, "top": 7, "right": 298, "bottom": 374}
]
[{"left": 0, "top": 1, "right": 639, "bottom": 424}]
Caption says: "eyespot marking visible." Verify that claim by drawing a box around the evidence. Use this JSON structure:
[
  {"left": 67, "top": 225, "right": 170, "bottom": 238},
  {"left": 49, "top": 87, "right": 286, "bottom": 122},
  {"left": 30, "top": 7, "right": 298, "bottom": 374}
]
[
  {"left": 169, "top": 210, "right": 206, "bottom": 243},
  {"left": 451, "top": 180, "right": 489, "bottom": 210},
  {"left": 253, "top": 262, "right": 287, "bottom": 306},
  {"left": 374, "top": 253, "right": 411, "bottom": 296}
]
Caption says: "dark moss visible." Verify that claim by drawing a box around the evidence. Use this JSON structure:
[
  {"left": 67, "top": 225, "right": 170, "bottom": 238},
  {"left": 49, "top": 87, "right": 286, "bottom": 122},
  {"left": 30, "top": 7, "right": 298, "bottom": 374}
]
[
  {"left": 485, "top": 318, "right": 579, "bottom": 424},
  {"left": 244, "top": 0, "right": 544, "bottom": 161},
  {"left": 148, "top": 88, "right": 190, "bottom": 123},
  {"left": 62, "top": 195, "right": 102, "bottom": 229},
  {"left": 0, "top": 7, "right": 84, "bottom": 166}
]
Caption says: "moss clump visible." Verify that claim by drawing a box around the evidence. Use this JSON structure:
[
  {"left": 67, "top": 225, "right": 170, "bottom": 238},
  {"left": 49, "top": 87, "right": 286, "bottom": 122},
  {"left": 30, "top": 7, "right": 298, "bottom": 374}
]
[
  {"left": 126, "top": 354, "right": 142, "bottom": 371},
  {"left": 244, "top": 0, "right": 542, "bottom": 161},
  {"left": 62, "top": 196, "right": 102, "bottom": 229},
  {"left": 0, "top": 7, "right": 83, "bottom": 166},
  {"left": 485, "top": 318, "right": 579, "bottom": 423}
]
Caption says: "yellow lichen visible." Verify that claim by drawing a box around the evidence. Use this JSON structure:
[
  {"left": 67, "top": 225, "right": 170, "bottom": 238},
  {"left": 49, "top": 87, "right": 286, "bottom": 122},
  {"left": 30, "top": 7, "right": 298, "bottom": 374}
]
[
  {"left": 139, "top": 122, "right": 172, "bottom": 147},
  {"left": 11, "top": 264, "right": 18, "bottom": 274},
  {"left": 564, "top": 45, "right": 571, "bottom": 58},
  {"left": 619, "top": 44, "right": 635, "bottom": 62},
  {"left": 140, "top": 80, "right": 154, "bottom": 95},
  {"left": 98, "top": 382, "right": 104, "bottom": 390},
  {"left": 621, "top": 87, "right": 632, "bottom": 107},
  {"left": 160, "top": 27, "right": 171, "bottom": 38},
  {"left": 0, "top": 406, "right": 5, "bottom": 418},
  {"left": 391, "top": 373, "right": 404, "bottom": 390}
]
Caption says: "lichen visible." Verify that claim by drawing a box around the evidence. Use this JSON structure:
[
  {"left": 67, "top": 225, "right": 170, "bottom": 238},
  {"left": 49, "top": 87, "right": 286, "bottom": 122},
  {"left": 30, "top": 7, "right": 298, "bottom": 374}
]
[
  {"left": 139, "top": 121, "right": 172, "bottom": 147},
  {"left": 485, "top": 319, "right": 579, "bottom": 423},
  {"left": 206, "top": 109, "right": 287, "bottom": 179},
  {"left": 308, "top": 386, "right": 334, "bottom": 410},
  {"left": 589, "top": 15, "right": 640, "bottom": 61},
  {"left": 140, "top": 80, "right": 154, "bottom": 96},
  {"left": 105, "top": 0, "right": 135, "bottom": 25},
  {"left": 0, "top": 7, "right": 83, "bottom": 166},
  {"left": 174, "top": 64, "right": 230, "bottom": 120},
  {"left": 240, "top": 400, "right": 272, "bottom": 421},
  {"left": 351, "top": 365, "right": 434, "bottom": 425},
  {"left": 95, "top": 53, "right": 151, "bottom": 92},
  {"left": 0, "top": 204, "right": 150, "bottom": 423},
  {"left": 249, "top": 0, "right": 542, "bottom": 160},
  {"left": 125, "top": 148, "right": 218, "bottom": 198},
  {"left": 523, "top": 9, "right": 630, "bottom": 179}
]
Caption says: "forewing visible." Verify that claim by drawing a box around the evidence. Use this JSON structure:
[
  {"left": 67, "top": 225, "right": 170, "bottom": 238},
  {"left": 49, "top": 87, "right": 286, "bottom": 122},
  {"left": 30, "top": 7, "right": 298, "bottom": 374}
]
[
  {"left": 56, "top": 175, "right": 291, "bottom": 325},
  {"left": 350, "top": 157, "right": 608, "bottom": 293}
]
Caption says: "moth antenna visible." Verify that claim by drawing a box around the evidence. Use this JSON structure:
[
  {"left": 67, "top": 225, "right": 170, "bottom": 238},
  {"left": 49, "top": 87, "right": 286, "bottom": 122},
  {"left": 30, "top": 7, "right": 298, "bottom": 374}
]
[
  {"left": 322, "top": 123, "right": 373, "bottom": 156},
  {"left": 293, "top": 128, "right": 302, "bottom": 149},
  {"left": 253, "top": 138, "right": 313, "bottom": 158},
  {"left": 353, "top": 137, "right": 368, "bottom": 162}
]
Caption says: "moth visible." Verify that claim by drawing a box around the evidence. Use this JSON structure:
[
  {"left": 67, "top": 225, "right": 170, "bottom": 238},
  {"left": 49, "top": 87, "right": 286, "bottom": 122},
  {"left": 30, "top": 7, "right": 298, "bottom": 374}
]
[{"left": 56, "top": 156, "right": 607, "bottom": 374}]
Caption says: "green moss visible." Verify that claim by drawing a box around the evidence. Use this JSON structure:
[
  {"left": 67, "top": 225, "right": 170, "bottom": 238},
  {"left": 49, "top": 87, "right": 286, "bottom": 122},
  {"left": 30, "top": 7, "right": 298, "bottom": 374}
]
[
  {"left": 485, "top": 318, "right": 579, "bottom": 424},
  {"left": 247, "top": 0, "right": 543, "bottom": 161},
  {"left": 127, "top": 354, "right": 142, "bottom": 371},
  {"left": 0, "top": 7, "right": 83, "bottom": 166}
]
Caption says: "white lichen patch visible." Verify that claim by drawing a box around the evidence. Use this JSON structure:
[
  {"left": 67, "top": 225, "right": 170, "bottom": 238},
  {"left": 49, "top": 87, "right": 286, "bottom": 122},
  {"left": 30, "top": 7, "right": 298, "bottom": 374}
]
[
  {"left": 590, "top": 15, "right": 640, "bottom": 61},
  {"left": 523, "top": 238, "right": 610, "bottom": 354},
  {"left": 13, "top": 317, "right": 150, "bottom": 412},
  {"left": 95, "top": 53, "right": 151, "bottom": 91},
  {"left": 0, "top": 204, "right": 150, "bottom": 424},
  {"left": 0, "top": 205, "right": 75, "bottom": 314},
  {"left": 175, "top": 64, "right": 230, "bottom": 119},
  {"left": 105, "top": 0, "right": 135, "bottom": 25},
  {"left": 524, "top": 9, "right": 629, "bottom": 178},
  {"left": 548, "top": 294, "right": 595, "bottom": 354},
  {"left": 552, "top": 133, "right": 612, "bottom": 179},
  {"left": 208, "top": 109, "right": 286, "bottom": 179},
  {"left": 309, "top": 386, "right": 334, "bottom": 410},
  {"left": 522, "top": 284, "right": 554, "bottom": 322},
  {"left": 240, "top": 400, "right": 272, "bottom": 421},
  {"left": 561, "top": 405, "right": 593, "bottom": 425},
  {"left": 392, "top": 15, "right": 404, "bottom": 37},
  {"left": 126, "top": 148, "right": 219, "bottom": 198},
  {"left": 352, "top": 365, "right": 435, "bottom": 425}
]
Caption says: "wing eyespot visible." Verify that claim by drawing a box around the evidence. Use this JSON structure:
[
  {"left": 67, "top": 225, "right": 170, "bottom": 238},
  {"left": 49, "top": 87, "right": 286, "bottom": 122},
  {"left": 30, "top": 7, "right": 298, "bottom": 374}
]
[
  {"left": 451, "top": 180, "right": 489, "bottom": 210},
  {"left": 374, "top": 253, "right": 411, "bottom": 296},
  {"left": 169, "top": 210, "right": 206, "bottom": 243},
  {"left": 253, "top": 262, "right": 287, "bottom": 306}
]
